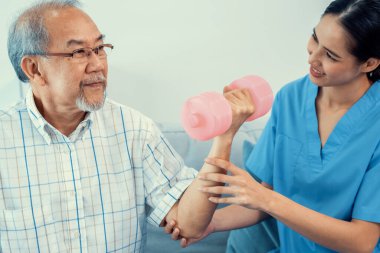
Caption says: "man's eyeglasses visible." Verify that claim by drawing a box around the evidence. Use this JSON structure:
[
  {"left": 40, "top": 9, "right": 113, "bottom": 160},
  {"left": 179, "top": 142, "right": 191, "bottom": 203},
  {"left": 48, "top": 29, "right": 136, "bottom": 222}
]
[{"left": 39, "top": 44, "right": 114, "bottom": 60}]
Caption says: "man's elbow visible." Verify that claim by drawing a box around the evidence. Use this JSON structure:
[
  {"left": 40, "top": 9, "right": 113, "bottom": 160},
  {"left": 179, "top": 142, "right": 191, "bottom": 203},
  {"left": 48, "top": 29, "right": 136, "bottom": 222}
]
[{"left": 178, "top": 225, "right": 205, "bottom": 239}]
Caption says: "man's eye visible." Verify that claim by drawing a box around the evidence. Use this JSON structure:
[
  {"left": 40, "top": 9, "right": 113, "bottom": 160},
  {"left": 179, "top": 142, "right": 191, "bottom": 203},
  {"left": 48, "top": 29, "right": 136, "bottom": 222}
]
[
  {"left": 73, "top": 49, "right": 87, "bottom": 58},
  {"left": 96, "top": 45, "right": 105, "bottom": 53}
]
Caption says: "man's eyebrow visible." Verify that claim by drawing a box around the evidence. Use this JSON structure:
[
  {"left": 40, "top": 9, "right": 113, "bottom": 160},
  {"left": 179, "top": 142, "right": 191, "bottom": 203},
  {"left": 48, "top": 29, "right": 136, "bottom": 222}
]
[
  {"left": 313, "top": 28, "right": 342, "bottom": 59},
  {"left": 96, "top": 34, "right": 106, "bottom": 42},
  {"left": 66, "top": 34, "right": 106, "bottom": 47}
]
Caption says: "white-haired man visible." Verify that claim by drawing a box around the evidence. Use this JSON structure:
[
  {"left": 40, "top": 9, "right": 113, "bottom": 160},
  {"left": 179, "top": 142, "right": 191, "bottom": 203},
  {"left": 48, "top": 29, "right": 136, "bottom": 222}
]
[{"left": 0, "top": 0, "right": 254, "bottom": 252}]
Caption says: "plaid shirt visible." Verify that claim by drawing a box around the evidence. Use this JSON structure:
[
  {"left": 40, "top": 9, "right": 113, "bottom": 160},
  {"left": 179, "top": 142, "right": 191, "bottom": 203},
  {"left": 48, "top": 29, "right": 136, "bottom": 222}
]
[{"left": 0, "top": 89, "right": 197, "bottom": 253}]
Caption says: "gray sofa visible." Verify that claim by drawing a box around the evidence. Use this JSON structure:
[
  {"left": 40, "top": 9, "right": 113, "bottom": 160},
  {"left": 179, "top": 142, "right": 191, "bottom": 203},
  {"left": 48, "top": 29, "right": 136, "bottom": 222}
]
[{"left": 145, "top": 123, "right": 270, "bottom": 253}]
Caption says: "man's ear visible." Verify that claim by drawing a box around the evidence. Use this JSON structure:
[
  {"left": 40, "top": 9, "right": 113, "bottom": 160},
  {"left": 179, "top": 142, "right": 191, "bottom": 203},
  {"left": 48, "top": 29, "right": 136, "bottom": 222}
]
[
  {"left": 20, "top": 56, "right": 47, "bottom": 85},
  {"left": 361, "top": 57, "right": 380, "bottom": 74}
]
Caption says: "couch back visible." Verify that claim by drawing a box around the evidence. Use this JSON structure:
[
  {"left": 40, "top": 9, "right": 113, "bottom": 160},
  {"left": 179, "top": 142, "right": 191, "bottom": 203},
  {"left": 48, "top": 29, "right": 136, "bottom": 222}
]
[{"left": 158, "top": 122, "right": 264, "bottom": 171}]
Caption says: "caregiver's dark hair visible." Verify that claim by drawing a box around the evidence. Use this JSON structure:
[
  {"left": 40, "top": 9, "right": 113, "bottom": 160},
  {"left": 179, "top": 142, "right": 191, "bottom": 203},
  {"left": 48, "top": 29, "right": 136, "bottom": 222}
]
[{"left": 323, "top": 0, "right": 380, "bottom": 82}]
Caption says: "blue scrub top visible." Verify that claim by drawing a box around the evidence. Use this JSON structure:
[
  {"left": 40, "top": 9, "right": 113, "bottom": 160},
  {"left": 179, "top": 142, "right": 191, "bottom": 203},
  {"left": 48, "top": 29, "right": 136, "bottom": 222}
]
[{"left": 246, "top": 75, "right": 380, "bottom": 252}]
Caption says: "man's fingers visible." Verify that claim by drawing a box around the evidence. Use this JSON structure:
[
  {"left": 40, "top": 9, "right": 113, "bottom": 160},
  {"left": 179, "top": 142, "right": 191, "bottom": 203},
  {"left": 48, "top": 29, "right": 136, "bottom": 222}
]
[
  {"left": 164, "top": 220, "right": 176, "bottom": 234},
  {"left": 223, "top": 85, "right": 233, "bottom": 94},
  {"left": 171, "top": 228, "right": 181, "bottom": 240},
  {"left": 180, "top": 238, "right": 189, "bottom": 248}
]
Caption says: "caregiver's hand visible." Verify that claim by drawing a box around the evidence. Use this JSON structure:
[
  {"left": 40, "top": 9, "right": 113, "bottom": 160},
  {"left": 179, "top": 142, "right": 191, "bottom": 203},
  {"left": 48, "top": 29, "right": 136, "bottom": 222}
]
[{"left": 199, "top": 157, "right": 273, "bottom": 211}]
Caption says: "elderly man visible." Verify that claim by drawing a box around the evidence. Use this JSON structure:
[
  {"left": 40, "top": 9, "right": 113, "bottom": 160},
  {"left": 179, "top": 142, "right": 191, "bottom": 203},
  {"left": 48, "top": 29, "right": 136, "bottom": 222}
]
[{"left": 0, "top": 0, "right": 253, "bottom": 252}]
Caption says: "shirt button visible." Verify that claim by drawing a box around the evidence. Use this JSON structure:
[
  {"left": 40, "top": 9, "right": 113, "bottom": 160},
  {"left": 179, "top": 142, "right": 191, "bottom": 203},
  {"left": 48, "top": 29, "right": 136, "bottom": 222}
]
[
  {"left": 73, "top": 231, "right": 80, "bottom": 238},
  {"left": 70, "top": 191, "right": 75, "bottom": 197}
]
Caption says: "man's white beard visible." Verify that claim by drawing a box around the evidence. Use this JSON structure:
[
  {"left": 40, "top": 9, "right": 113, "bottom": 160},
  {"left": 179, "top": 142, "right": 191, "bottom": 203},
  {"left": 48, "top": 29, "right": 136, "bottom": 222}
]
[{"left": 76, "top": 89, "right": 106, "bottom": 112}]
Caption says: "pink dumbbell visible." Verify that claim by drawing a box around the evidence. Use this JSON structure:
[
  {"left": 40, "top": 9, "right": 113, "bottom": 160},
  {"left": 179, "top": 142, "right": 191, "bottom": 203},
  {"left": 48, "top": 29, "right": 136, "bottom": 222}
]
[{"left": 181, "top": 75, "right": 273, "bottom": 141}]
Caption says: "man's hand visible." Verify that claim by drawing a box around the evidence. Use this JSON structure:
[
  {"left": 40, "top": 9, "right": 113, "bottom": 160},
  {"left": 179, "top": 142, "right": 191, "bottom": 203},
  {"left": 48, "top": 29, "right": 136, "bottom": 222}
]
[
  {"left": 164, "top": 219, "right": 215, "bottom": 248},
  {"left": 221, "top": 86, "right": 255, "bottom": 139}
]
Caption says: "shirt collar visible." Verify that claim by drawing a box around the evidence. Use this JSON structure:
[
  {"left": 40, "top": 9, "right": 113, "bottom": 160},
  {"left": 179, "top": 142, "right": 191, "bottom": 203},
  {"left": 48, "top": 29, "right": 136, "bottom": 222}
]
[{"left": 25, "top": 88, "right": 94, "bottom": 144}]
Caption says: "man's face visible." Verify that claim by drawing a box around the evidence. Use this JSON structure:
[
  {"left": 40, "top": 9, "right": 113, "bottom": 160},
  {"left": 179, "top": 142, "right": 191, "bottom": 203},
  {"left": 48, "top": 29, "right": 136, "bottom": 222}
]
[{"left": 37, "top": 7, "right": 108, "bottom": 112}]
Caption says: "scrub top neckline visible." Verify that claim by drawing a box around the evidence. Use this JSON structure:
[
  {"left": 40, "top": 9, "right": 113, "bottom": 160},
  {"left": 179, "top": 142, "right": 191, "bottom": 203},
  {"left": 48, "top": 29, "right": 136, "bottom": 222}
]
[{"left": 305, "top": 77, "right": 380, "bottom": 167}]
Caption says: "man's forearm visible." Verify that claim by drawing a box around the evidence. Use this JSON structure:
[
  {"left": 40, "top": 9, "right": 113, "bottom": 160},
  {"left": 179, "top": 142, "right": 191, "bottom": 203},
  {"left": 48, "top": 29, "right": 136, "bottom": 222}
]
[
  {"left": 175, "top": 135, "right": 233, "bottom": 238},
  {"left": 172, "top": 86, "right": 255, "bottom": 238}
]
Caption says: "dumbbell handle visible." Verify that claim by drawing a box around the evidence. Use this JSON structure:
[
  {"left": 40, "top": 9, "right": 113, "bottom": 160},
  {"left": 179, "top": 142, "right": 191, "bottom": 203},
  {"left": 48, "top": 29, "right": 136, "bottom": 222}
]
[{"left": 229, "top": 75, "right": 273, "bottom": 121}]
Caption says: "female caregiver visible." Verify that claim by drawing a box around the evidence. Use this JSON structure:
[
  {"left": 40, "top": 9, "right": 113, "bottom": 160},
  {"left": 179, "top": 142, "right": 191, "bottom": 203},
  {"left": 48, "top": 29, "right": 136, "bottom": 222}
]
[{"left": 167, "top": 0, "right": 380, "bottom": 252}]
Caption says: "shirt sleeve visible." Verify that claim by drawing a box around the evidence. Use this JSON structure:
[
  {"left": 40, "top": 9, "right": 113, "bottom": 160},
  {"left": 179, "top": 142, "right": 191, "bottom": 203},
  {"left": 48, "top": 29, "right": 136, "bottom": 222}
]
[
  {"left": 352, "top": 140, "right": 380, "bottom": 223},
  {"left": 141, "top": 120, "right": 197, "bottom": 227},
  {"left": 245, "top": 92, "right": 280, "bottom": 186}
]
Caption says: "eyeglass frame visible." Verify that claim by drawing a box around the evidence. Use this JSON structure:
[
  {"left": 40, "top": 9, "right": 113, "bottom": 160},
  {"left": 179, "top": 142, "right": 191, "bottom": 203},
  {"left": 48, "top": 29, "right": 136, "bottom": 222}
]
[{"left": 37, "top": 43, "right": 114, "bottom": 59}]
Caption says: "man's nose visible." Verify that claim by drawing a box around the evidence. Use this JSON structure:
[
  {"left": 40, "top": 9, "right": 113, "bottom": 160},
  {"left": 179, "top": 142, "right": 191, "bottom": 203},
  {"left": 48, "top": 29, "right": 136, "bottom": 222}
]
[{"left": 86, "top": 51, "right": 105, "bottom": 72}]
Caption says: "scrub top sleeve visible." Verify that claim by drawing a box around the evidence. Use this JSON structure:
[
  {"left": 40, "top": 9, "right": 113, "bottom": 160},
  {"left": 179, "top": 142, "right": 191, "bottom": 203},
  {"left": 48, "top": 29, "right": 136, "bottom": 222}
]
[
  {"left": 246, "top": 92, "right": 280, "bottom": 186},
  {"left": 352, "top": 141, "right": 380, "bottom": 223}
]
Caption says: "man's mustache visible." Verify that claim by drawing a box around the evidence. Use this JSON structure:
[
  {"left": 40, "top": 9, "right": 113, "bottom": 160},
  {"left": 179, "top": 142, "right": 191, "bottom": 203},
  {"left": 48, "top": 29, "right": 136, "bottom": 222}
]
[{"left": 81, "top": 74, "right": 107, "bottom": 86}]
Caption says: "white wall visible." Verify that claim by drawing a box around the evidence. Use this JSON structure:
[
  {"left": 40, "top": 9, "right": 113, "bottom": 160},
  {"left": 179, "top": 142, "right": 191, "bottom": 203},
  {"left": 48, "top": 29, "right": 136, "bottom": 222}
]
[{"left": 0, "top": 0, "right": 331, "bottom": 125}]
